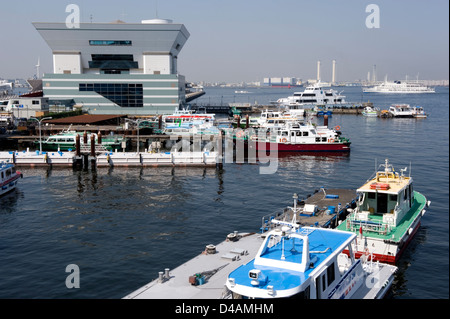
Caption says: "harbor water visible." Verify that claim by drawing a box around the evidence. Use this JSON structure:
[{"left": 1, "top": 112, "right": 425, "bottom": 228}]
[{"left": 0, "top": 86, "right": 448, "bottom": 299}]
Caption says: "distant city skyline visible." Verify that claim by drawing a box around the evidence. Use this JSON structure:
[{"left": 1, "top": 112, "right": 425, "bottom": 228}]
[{"left": 0, "top": 0, "right": 448, "bottom": 83}]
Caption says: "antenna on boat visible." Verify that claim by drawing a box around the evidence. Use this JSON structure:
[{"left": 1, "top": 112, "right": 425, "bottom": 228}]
[{"left": 409, "top": 161, "right": 412, "bottom": 178}]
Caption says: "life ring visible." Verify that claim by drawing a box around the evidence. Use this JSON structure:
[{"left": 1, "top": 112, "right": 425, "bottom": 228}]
[
  {"left": 281, "top": 137, "right": 287, "bottom": 143},
  {"left": 236, "top": 131, "right": 244, "bottom": 138},
  {"left": 328, "top": 138, "right": 334, "bottom": 143},
  {"left": 334, "top": 125, "right": 341, "bottom": 131}
]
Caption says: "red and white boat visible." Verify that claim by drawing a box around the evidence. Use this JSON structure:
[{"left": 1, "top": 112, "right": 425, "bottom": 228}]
[
  {"left": 1, "top": 162, "right": 22, "bottom": 196},
  {"left": 247, "top": 121, "right": 351, "bottom": 152}
]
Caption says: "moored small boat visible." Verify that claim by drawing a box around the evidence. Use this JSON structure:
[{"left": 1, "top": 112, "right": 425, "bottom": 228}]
[
  {"left": 0, "top": 162, "right": 22, "bottom": 196},
  {"left": 247, "top": 121, "right": 351, "bottom": 152},
  {"left": 35, "top": 130, "right": 127, "bottom": 151},
  {"left": 336, "top": 159, "right": 430, "bottom": 264},
  {"left": 412, "top": 106, "right": 428, "bottom": 118},
  {"left": 388, "top": 104, "right": 415, "bottom": 118},
  {"left": 362, "top": 106, "right": 379, "bottom": 117}
]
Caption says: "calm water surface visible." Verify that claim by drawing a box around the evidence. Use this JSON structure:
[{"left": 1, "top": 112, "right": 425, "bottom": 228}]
[{"left": 0, "top": 86, "right": 448, "bottom": 299}]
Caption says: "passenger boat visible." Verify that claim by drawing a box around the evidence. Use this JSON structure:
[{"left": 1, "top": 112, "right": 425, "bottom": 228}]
[
  {"left": 276, "top": 81, "right": 358, "bottom": 114},
  {"left": 363, "top": 80, "right": 435, "bottom": 93},
  {"left": 163, "top": 119, "right": 220, "bottom": 136},
  {"left": 248, "top": 121, "right": 351, "bottom": 152},
  {"left": 162, "top": 108, "right": 216, "bottom": 127},
  {"left": 388, "top": 104, "right": 415, "bottom": 118},
  {"left": 336, "top": 159, "right": 430, "bottom": 264},
  {"left": 225, "top": 222, "right": 397, "bottom": 299},
  {"left": 362, "top": 106, "right": 379, "bottom": 117},
  {"left": 0, "top": 162, "right": 22, "bottom": 196},
  {"left": 36, "top": 130, "right": 126, "bottom": 151}
]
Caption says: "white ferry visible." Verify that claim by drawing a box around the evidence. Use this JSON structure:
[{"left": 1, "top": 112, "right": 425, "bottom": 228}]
[
  {"left": 336, "top": 159, "right": 430, "bottom": 264},
  {"left": 248, "top": 121, "right": 351, "bottom": 152},
  {"left": 0, "top": 162, "right": 22, "bottom": 196},
  {"left": 363, "top": 80, "right": 435, "bottom": 93},
  {"left": 277, "top": 82, "right": 357, "bottom": 115}
]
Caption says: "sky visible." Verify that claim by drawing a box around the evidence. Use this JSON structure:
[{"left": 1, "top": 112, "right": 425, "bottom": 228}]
[{"left": 0, "top": 0, "right": 448, "bottom": 83}]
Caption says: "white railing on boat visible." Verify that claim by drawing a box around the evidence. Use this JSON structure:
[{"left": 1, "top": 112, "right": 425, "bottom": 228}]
[{"left": 345, "top": 212, "right": 392, "bottom": 235}]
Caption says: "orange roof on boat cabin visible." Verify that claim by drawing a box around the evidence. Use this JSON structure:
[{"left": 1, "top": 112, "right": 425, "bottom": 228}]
[{"left": 357, "top": 172, "right": 412, "bottom": 194}]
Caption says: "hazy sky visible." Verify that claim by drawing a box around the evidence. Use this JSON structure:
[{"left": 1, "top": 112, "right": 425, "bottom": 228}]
[{"left": 0, "top": 0, "right": 448, "bottom": 83}]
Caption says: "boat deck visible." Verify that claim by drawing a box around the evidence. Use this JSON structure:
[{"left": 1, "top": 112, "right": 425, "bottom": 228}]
[
  {"left": 336, "top": 191, "right": 427, "bottom": 242},
  {"left": 123, "top": 232, "right": 264, "bottom": 299}
]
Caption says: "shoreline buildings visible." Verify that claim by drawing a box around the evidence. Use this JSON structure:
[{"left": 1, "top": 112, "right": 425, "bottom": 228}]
[{"left": 33, "top": 19, "right": 190, "bottom": 115}]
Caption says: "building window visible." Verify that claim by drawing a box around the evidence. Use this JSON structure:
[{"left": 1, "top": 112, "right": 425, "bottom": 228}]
[
  {"left": 79, "top": 83, "right": 143, "bottom": 108},
  {"left": 89, "top": 40, "right": 132, "bottom": 46},
  {"left": 32, "top": 100, "right": 40, "bottom": 105},
  {"left": 89, "top": 54, "right": 138, "bottom": 71}
]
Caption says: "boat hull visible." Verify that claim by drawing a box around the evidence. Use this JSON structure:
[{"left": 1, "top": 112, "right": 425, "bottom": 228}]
[
  {"left": 0, "top": 172, "right": 22, "bottom": 196},
  {"left": 345, "top": 219, "right": 421, "bottom": 264},
  {"left": 249, "top": 141, "right": 351, "bottom": 152},
  {"left": 36, "top": 142, "right": 123, "bottom": 151},
  {"left": 340, "top": 192, "right": 427, "bottom": 264}
]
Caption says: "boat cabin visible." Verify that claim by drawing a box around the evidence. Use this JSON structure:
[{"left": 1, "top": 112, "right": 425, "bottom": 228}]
[
  {"left": 354, "top": 159, "right": 414, "bottom": 228},
  {"left": 226, "top": 226, "right": 365, "bottom": 299},
  {"left": 271, "top": 123, "right": 337, "bottom": 144}
]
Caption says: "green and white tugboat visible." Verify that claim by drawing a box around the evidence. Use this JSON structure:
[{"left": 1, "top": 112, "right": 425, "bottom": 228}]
[{"left": 337, "top": 159, "right": 430, "bottom": 264}]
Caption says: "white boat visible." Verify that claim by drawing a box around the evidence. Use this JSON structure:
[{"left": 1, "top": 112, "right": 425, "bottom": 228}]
[
  {"left": 362, "top": 106, "right": 379, "bottom": 117},
  {"left": 388, "top": 104, "right": 416, "bottom": 118},
  {"left": 0, "top": 80, "right": 13, "bottom": 92},
  {"left": 225, "top": 223, "right": 397, "bottom": 299},
  {"left": 162, "top": 107, "right": 216, "bottom": 127},
  {"left": 336, "top": 159, "right": 430, "bottom": 264},
  {"left": 363, "top": 80, "right": 435, "bottom": 94},
  {"left": 0, "top": 162, "right": 22, "bottom": 196},
  {"left": 277, "top": 81, "right": 358, "bottom": 116},
  {"left": 412, "top": 106, "right": 428, "bottom": 118},
  {"left": 248, "top": 120, "right": 351, "bottom": 152}
]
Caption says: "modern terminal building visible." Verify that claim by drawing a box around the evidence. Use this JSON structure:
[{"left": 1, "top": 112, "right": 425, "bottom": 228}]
[{"left": 33, "top": 19, "right": 190, "bottom": 115}]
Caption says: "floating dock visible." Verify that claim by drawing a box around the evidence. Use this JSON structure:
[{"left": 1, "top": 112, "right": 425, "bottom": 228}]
[
  {"left": 0, "top": 149, "right": 220, "bottom": 168},
  {"left": 124, "top": 232, "right": 263, "bottom": 299}
]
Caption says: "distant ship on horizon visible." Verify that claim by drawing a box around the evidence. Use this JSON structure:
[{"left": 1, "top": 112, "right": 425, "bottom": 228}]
[{"left": 363, "top": 78, "right": 435, "bottom": 93}]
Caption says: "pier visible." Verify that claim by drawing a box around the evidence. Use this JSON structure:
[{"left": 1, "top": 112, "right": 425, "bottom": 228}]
[{"left": 0, "top": 149, "right": 220, "bottom": 169}]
